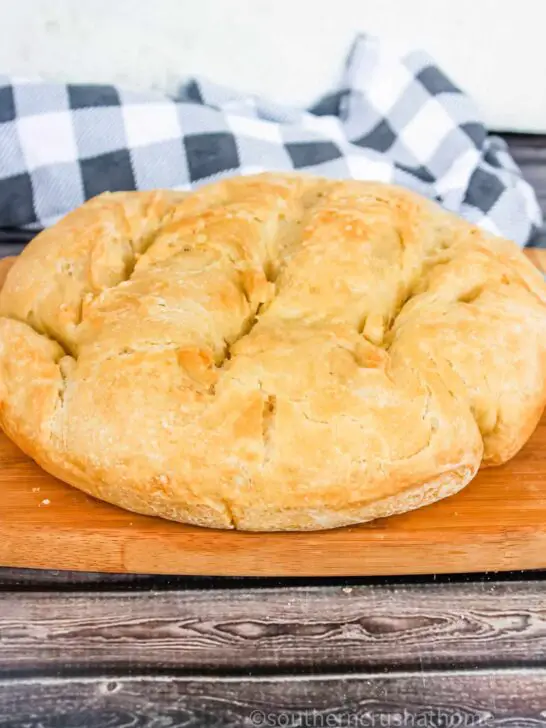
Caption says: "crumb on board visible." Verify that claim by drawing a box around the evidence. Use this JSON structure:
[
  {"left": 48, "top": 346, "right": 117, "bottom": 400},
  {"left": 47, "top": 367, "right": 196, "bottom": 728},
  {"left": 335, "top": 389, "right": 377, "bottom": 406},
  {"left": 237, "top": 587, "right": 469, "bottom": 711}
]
[
  {"left": 31, "top": 487, "right": 40, "bottom": 492},
  {"left": 39, "top": 498, "right": 50, "bottom": 507}
]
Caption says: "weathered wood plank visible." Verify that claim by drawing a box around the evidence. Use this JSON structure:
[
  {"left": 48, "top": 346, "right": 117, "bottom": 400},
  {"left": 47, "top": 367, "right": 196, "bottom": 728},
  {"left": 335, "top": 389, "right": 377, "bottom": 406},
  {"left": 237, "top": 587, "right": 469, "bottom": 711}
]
[
  {"left": 2, "top": 671, "right": 546, "bottom": 727},
  {"left": 2, "top": 582, "right": 546, "bottom": 673}
]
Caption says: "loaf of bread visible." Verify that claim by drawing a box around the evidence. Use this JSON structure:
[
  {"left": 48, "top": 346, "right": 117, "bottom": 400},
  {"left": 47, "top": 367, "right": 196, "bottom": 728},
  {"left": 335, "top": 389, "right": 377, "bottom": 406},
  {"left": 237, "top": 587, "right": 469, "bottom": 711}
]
[{"left": 1, "top": 173, "right": 545, "bottom": 530}]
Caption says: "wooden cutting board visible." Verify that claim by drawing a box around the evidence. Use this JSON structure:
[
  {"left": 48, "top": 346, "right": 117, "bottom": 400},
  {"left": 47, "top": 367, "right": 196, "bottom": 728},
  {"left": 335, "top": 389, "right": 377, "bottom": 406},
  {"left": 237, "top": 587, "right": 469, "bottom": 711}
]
[{"left": 1, "top": 250, "right": 545, "bottom": 577}]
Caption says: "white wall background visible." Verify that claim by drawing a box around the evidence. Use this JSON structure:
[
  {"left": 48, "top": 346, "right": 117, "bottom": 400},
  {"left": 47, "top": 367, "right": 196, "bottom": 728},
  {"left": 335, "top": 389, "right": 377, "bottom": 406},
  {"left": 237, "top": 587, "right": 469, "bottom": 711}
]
[{"left": 1, "top": 0, "right": 545, "bottom": 132}]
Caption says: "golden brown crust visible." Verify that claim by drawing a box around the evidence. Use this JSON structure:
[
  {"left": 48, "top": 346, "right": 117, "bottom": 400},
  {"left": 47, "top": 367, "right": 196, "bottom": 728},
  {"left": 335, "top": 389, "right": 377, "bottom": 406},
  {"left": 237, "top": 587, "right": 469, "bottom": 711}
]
[{"left": 0, "top": 174, "right": 545, "bottom": 531}]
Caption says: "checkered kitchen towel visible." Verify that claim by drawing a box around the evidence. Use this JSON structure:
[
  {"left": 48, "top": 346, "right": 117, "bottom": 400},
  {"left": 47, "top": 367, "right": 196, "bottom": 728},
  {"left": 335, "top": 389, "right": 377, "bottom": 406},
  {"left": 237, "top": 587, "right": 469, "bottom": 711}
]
[{"left": 0, "top": 34, "right": 542, "bottom": 248}]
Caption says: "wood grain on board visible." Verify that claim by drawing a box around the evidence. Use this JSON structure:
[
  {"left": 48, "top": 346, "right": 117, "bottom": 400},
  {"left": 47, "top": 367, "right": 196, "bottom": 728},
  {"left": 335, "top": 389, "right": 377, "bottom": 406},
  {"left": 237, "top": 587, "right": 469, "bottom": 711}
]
[
  {"left": 2, "top": 672, "right": 546, "bottom": 727},
  {"left": 2, "top": 581, "right": 546, "bottom": 673}
]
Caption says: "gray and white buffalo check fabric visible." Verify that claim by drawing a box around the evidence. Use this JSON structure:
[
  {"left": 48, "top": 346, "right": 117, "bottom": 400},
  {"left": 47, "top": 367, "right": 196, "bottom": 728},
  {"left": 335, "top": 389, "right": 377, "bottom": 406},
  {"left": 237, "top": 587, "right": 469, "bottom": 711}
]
[{"left": 0, "top": 35, "right": 542, "bottom": 246}]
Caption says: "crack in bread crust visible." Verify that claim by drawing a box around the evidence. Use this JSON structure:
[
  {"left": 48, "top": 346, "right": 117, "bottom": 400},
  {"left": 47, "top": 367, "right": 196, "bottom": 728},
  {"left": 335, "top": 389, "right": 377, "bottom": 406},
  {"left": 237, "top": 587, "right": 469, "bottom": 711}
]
[{"left": 0, "top": 173, "right": 545, "bottom": 531}]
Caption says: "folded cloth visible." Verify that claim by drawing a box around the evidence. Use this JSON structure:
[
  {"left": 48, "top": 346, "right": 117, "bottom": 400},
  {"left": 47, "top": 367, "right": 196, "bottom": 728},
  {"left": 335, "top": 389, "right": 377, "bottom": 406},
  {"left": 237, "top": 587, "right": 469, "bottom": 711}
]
[{"left": 0, "top": 34, "right": 542, "bottom": 246}]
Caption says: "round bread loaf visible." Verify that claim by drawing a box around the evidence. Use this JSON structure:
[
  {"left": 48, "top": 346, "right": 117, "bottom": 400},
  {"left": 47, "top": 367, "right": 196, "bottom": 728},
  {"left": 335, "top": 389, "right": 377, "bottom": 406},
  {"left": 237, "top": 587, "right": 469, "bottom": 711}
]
[{"left": 1, "top": 173, "right": 545, "bottom": 531}]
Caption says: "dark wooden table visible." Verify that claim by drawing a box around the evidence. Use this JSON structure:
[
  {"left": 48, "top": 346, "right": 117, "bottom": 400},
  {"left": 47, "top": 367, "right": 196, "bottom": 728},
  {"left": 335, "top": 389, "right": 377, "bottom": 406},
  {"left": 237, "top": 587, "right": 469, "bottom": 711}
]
[{"left": 1, "top": 134, "right": 546, "bottom": 727}]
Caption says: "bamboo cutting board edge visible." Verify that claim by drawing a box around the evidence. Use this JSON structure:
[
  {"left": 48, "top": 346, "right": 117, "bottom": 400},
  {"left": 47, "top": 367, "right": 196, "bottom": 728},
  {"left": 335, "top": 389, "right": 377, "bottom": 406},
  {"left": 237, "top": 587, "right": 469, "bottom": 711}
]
[{"left": 0, "top": 249, "right": 545, "bottom": 577}]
